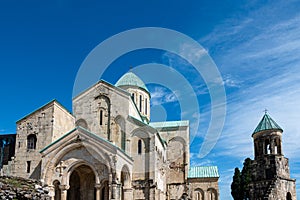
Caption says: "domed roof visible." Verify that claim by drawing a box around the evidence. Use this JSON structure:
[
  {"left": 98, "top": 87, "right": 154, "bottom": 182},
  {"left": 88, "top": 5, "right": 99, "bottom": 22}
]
[
  {"left": 253, "top": 113, "right": 283, "bottom": 135},
  {"left": 115, "top": 72, "right": 149, "bottom": 93}
]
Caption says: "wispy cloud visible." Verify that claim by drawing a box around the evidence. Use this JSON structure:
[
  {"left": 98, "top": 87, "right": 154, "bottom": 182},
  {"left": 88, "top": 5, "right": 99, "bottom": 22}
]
[
  {"left": 149, "top": 86, "right": 178, "bottom": 106},
  {"left": 162, "top": 42, "right": 208, "bottom": 68},
  {"left": 192, "top": 1, "right": 300, "bottom": 199}
]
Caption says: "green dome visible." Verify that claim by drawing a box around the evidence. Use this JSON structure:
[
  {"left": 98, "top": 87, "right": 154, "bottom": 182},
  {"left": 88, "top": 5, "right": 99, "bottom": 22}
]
[
  {"left": 115, "top": 72, "right": 149, "bottom": 93},
  {"left": 253, "top": 113, "right": 283, "bottom": 135}
]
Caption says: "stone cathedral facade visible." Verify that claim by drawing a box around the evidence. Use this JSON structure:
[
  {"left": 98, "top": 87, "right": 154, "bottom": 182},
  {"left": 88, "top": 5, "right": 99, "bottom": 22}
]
[
  {"left": 2, "top": 72, "right": 219, "bottom": 200},
  {"left": 249, "top": 113, "right": 296, "bottom": 199}
]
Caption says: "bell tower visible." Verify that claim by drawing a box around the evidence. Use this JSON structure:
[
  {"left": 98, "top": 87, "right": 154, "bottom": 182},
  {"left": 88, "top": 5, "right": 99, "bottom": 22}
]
[
  {"left": 252, "top": 110, "right": 283, "bottom": 161},
  {"left": 249, "top": 112, "right": 296, "bottom": 199}
]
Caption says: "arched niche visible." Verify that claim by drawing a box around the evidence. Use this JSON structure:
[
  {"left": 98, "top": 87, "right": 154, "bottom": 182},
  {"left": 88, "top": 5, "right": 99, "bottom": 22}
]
[
  {"left": 114, "top": 115, "right": 126, "bottom": 151},
  {"left": 95, "top": 95, "right": 111, "bottom": 140},
  {"left": 194, "top": 188, "right": 204, "bottom": 200},
  {"left": 75, "top": 119, "right": 88, "bottom": 130}
]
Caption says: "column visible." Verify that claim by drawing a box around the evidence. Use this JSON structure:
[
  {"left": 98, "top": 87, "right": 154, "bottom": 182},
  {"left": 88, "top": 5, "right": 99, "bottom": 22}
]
[
  {"left": 59, "top": 185, "right": 69, "bottom": 200},
  {"left": 123, "top": 188, "right": 133, "bottom": 200},
  {"left": 270, "top": 138, "right": 275, "bottom": 154},
  {"left": 47, "top": 185, "right": 55, "bottom": 200},
  {"left": 95, "top": 184, "right": 102, "bottom": 200}
]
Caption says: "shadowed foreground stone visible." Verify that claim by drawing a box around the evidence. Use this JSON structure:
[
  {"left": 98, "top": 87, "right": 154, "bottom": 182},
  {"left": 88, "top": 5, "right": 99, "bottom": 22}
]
[{"left": 0, "top": 176, "right": 50, "bottom": 200}]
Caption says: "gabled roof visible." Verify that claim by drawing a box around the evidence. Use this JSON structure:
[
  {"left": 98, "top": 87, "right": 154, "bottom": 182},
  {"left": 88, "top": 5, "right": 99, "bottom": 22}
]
[
  {"left": 188, "top": 166, "right": 219, "bottom": 178},
  {"left": 40, "top": 126, "right": 133, "bottom": 161},
  {"left": 115, "top": 72, "right": 149, "bottom": 93},
  {"left": 253, "top": 113, "right": 283, "bottom": 135},
  {"left": 16, "top": 99, "right": 73, "bottom": 123}
]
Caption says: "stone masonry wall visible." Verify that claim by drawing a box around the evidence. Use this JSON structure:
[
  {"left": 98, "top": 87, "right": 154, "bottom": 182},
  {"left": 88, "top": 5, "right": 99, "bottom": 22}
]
[{"left": 0, "top": 176, "right": 50, "bottom": 200}]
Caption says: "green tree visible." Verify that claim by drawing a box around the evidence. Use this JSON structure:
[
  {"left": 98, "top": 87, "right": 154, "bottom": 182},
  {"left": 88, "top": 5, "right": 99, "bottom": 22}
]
[
  {"left": 231, "top": 167, "right": 242, "bottom": 200},
  {"left": 241, "top": 158, "right": 252, "bottom": 199}
]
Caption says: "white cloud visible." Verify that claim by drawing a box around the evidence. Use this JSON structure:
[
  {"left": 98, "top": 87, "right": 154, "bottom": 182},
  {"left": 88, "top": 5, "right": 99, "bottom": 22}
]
[
  {"left": 149, "top": 86, "right": 178, "bottom": 106},
  {"left": 193, "top": 2, "right": 300, "bottom": 199},
  {"left": 162, "top": 42, "right": 208, "bottom": 68},
  {"left": 179, "top": 43, "right": 208, "bottom": 64}
]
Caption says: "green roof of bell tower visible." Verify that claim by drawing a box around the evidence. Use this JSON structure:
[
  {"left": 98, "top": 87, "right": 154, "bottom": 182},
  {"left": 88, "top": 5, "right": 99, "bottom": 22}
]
[
  {"left": 253, "top": 112, "right": 283, "bottom": 135},
  {"left": 115, "top": 72, "right": 149, "bottom": 93}
]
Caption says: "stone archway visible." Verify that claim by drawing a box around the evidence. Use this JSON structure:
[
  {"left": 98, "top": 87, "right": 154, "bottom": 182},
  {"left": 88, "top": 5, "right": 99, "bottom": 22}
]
[
  {"left": 121, "top": 165, "right": 131, "bottom": 200},
  {"left": 67, "top": 165, "right": 95, "bottom": 200}
]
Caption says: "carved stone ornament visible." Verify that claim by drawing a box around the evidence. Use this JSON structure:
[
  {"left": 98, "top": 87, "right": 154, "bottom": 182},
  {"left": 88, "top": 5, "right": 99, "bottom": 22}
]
[{"left": 56, "top": 161, "right": 67, "bottom": 177}]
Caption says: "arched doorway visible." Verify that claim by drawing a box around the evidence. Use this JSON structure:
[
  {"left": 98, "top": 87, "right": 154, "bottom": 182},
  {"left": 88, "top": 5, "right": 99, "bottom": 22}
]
[
  {"left": 67, "top": 165, "right": 95, "bottom": 200},
  {"left": 121, "top": 165, "right": 131, "bottom": 200},
  {"left": 100, "top": 180, "right": 109, "bottom": 200}
]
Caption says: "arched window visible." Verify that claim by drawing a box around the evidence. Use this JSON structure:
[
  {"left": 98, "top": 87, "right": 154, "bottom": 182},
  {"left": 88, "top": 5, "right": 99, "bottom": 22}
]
[
  {"left": 145, "top": 98, "right": 147, "bottom": 115},
  {"left": 207, "top": 188, "right": 217, "bottom": 200},
  {"left": 27, "top": 161, "right": 31, "bottom": 173},
  {"left": 138, "top": 139, "right": 142, "bottom": 154},
  {"left": 100, "top": 110, "right": 103, "bottom": 125},
  {"left": 96, "top": 95, "right": 111, "bottom": 140},
  {"left": 121, "top": 131, "right": 126, "bottom": 151},
  {"left": 27, "top": 134, "right": 37, "bottom": 150},
  {"left": 194, "top": 188, "right": 204, "bottom": 200},
  {"left": 139, "top": 95, "right": 142, "bottom": 112},
  {"left": 286, "top": 192, "right": 292, "bottom": 200}
]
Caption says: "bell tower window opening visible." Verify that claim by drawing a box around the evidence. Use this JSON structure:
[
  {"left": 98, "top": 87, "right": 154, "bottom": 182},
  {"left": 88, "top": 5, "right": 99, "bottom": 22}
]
[
  {"left": 265, "top": 139, "right": 271, "bottom": 154},
  {"left": 132, "top": 93, "right": 135, "bottom": 102},
  {"left": 274, "top": 141, "right": 278, "bottom": 154}
]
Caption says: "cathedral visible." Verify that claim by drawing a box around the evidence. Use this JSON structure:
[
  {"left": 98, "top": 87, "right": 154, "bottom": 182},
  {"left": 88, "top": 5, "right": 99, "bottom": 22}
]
[
  {"left": 249, "top": 113, "right": 296, "bottom": 199},
  {"left": 2, "top": 72, "right": 219, "bottom": 200}
]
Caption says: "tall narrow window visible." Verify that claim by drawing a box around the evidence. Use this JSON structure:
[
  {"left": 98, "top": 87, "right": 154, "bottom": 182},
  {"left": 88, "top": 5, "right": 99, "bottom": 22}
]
[
  {"left": 145, "top": 98, "right": 147, "bottom": 115},
  {"left": 27, "top": 134, "right": 37, "bottom": 150},
  {"left": 100, "top": 110, "right": 103, "bottom": 125},
  {"left": 121, "top": 131, "right": 126, "bottom": 151},
  {"left": 27, "top": 161, "right": 31, "bottom": 173},
  {"left": 139, "top": 95, "right": 142, "bottom": 112},
  {"left": 132, "top": 93, "right": 135, "bottom": 102},
  {"left": 138, "top": 139, "right": 142, "bottom": 155}
]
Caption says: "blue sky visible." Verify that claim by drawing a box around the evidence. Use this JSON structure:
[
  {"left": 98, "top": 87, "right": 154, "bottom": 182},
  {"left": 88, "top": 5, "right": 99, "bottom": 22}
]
[{"left": 1, "top": 0, "right": 300, "bottom": 199}]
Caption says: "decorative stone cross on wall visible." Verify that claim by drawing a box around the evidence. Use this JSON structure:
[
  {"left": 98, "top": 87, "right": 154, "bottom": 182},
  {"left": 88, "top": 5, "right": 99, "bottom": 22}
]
[{"left": 56, "top": 161, "right": 67, "bottom": 177}]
